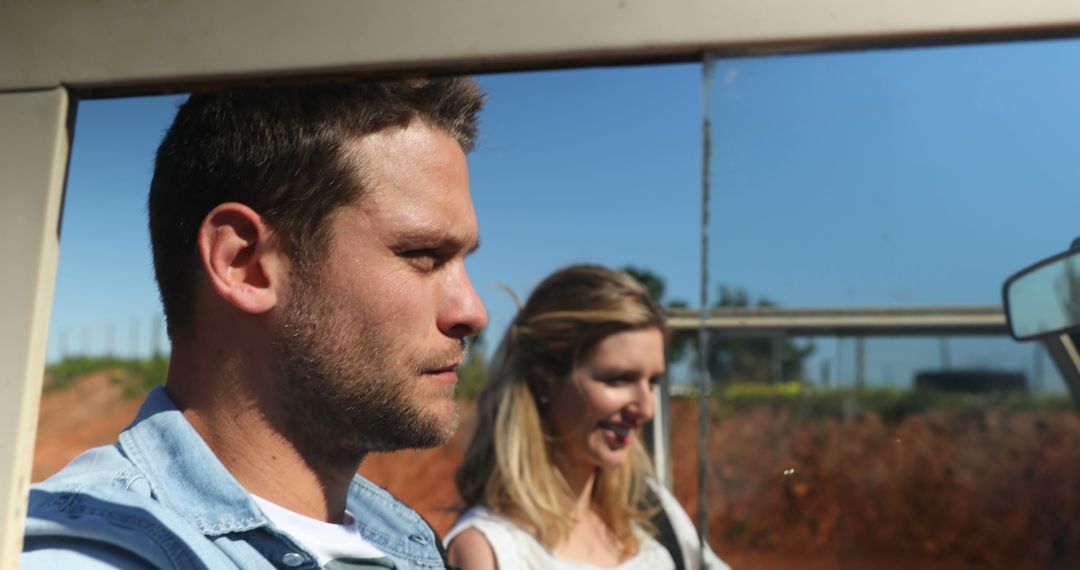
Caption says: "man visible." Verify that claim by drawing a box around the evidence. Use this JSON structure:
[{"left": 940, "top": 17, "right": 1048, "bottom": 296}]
[{"left": 23, "top": 78, "right": 488, "bottom": 569}]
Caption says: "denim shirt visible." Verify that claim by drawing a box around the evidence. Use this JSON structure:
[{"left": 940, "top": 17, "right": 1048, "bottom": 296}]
[{"left": 22, "top": 387, "right": 447, "bottom": 569}]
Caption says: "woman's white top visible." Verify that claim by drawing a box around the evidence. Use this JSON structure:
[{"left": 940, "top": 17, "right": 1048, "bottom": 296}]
[{"left": 445, "top": 482, "right": 731, "bottom": 570}]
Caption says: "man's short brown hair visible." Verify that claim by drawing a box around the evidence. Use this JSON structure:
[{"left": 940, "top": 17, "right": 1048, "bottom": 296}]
[{"left": 148, "top": 77, "right": 484, "bottom": 337}]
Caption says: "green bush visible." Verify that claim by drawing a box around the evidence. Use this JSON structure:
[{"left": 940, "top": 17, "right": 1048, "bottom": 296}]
[
  {"left": 45, "top": 355, "right": 169, "bottom": 397},
  {"left": 455, "top": 333, "right": 490, "bottom": 398},
  {"left": 456, "top": 353, "right": 489, "bottom": 398},
  {"left": 703, "top": 382, "right": 1075, "bottom": 422}
]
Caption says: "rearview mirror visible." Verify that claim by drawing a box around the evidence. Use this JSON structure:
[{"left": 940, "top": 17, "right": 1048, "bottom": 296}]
[{"left": 1003, "top": 242, "right": 1080, "bottom": 340}]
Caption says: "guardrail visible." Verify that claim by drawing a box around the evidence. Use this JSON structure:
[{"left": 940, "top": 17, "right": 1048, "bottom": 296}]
[{"left": 666, "top": 305, "right": 1008, "bottom": 336}]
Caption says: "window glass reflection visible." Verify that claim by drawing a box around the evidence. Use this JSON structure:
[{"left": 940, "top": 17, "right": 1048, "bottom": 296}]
[{"left": 698, "top": 40, "right": 1080, "bottom": 568}]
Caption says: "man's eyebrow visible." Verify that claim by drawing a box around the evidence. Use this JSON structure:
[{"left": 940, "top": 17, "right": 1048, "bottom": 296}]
[{"left": 397, "top": 226, "right": 481, "bottom": 254}]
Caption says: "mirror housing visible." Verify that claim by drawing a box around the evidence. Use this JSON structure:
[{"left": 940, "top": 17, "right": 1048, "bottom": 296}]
[{"left": 1003, "top": 239, "right": 1080, "bottom": 340}]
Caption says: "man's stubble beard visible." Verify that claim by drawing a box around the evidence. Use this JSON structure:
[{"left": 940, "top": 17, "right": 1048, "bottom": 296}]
[{"left": 271, "top": 273, "right": 464, "bottom": 467}]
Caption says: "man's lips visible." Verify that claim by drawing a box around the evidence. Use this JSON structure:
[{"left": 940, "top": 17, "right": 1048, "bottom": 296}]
[
  {"left": 423, "top": 361, "right": 463, "bottom": 382},
  {"left": 428, "top": 359, "right": 463, "bottom": 373}
]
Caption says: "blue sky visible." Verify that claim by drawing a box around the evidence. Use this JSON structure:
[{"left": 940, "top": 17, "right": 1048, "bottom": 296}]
[
  {"left": 707, "top": 41, "right": 1080, "bottom": 308},
  {"left": 702, "top": 40, "right": 1080, "bottom": 391},
  {"left": 48, "top": 39, "right": 1080, "bottom": 391},
  {"left": 50, "top": 64, "right": 703, "bottom": 361}
]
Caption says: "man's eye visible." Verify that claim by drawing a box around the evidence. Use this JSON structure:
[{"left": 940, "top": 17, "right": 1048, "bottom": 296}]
[{"left": 402, "top": 250, "right": 443, "bottom": 270}]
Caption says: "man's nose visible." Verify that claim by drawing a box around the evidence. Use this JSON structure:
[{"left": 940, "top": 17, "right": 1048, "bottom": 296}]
[{"left": 439, "top": 265, "right": 488, "bottom": 339}]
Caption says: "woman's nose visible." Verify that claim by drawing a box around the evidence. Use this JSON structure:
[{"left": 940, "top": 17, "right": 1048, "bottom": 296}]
[{"left": 631, "top": 380, "right": 656, "bottom": 423}]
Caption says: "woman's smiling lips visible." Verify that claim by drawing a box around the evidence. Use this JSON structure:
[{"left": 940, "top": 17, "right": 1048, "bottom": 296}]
[{"left": 599, "top": 421, "right": 634, "bottom": 446}]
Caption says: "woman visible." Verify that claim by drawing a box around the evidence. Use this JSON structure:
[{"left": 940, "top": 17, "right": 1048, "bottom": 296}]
[{"left": 446, "top": 265, "right": 728, "bottom": 569}]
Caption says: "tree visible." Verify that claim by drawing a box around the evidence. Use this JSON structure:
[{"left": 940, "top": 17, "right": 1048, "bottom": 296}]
[
  {"left": 622, "top": 266, "right": 691, "bottom": 362},
  {"left": 704, "top": 285, "right": 814, "bottom": 385},
  {"left": 622, "top": 266, "right": 814, "bottom": 385},
  {"left": 623, "top": 266, "right": 667, "bottom": 305}
]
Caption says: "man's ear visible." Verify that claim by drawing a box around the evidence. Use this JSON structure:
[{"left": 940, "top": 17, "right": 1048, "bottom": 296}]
[{"left": 197, "top": 203, "right": 286, "bottom": 315}]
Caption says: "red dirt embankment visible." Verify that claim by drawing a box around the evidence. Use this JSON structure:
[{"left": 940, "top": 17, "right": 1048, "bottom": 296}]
[
  {"left": 33, "top": 375, "right": 1080, "bottom": 569},
  {"left": 33, "top": 372, "right": 143, "bottom": 481},
  {"left": 668, "top": 402, "right": 1080, "bottom": 570}
]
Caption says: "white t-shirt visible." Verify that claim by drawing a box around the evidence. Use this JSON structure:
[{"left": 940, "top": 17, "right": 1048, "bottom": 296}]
[{"left": 252, "top": 494, "right": 396, "bottom": 569}]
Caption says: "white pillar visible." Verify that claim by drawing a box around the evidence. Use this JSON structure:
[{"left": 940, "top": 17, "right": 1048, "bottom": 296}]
[{"left": 0, "top": 88, "right": 71, "bottom": 568}]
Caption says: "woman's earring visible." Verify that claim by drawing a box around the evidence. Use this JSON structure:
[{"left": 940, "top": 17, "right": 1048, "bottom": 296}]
[{"left": 538, "top": 394, "right": 549, "bottom": 405}]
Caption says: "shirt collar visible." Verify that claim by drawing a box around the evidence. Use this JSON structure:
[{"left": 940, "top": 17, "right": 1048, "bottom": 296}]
[
  {"left": 118, "top": 387, "right": 269, "bottom": 536},
  {"left": 116, "top": 387, "right": 442, "bottom": 564}
]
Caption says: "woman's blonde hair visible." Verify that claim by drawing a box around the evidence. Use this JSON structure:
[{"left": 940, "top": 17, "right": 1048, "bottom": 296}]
[{"left": 455, "top": 264, "right": 667, "bottom": 556}]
